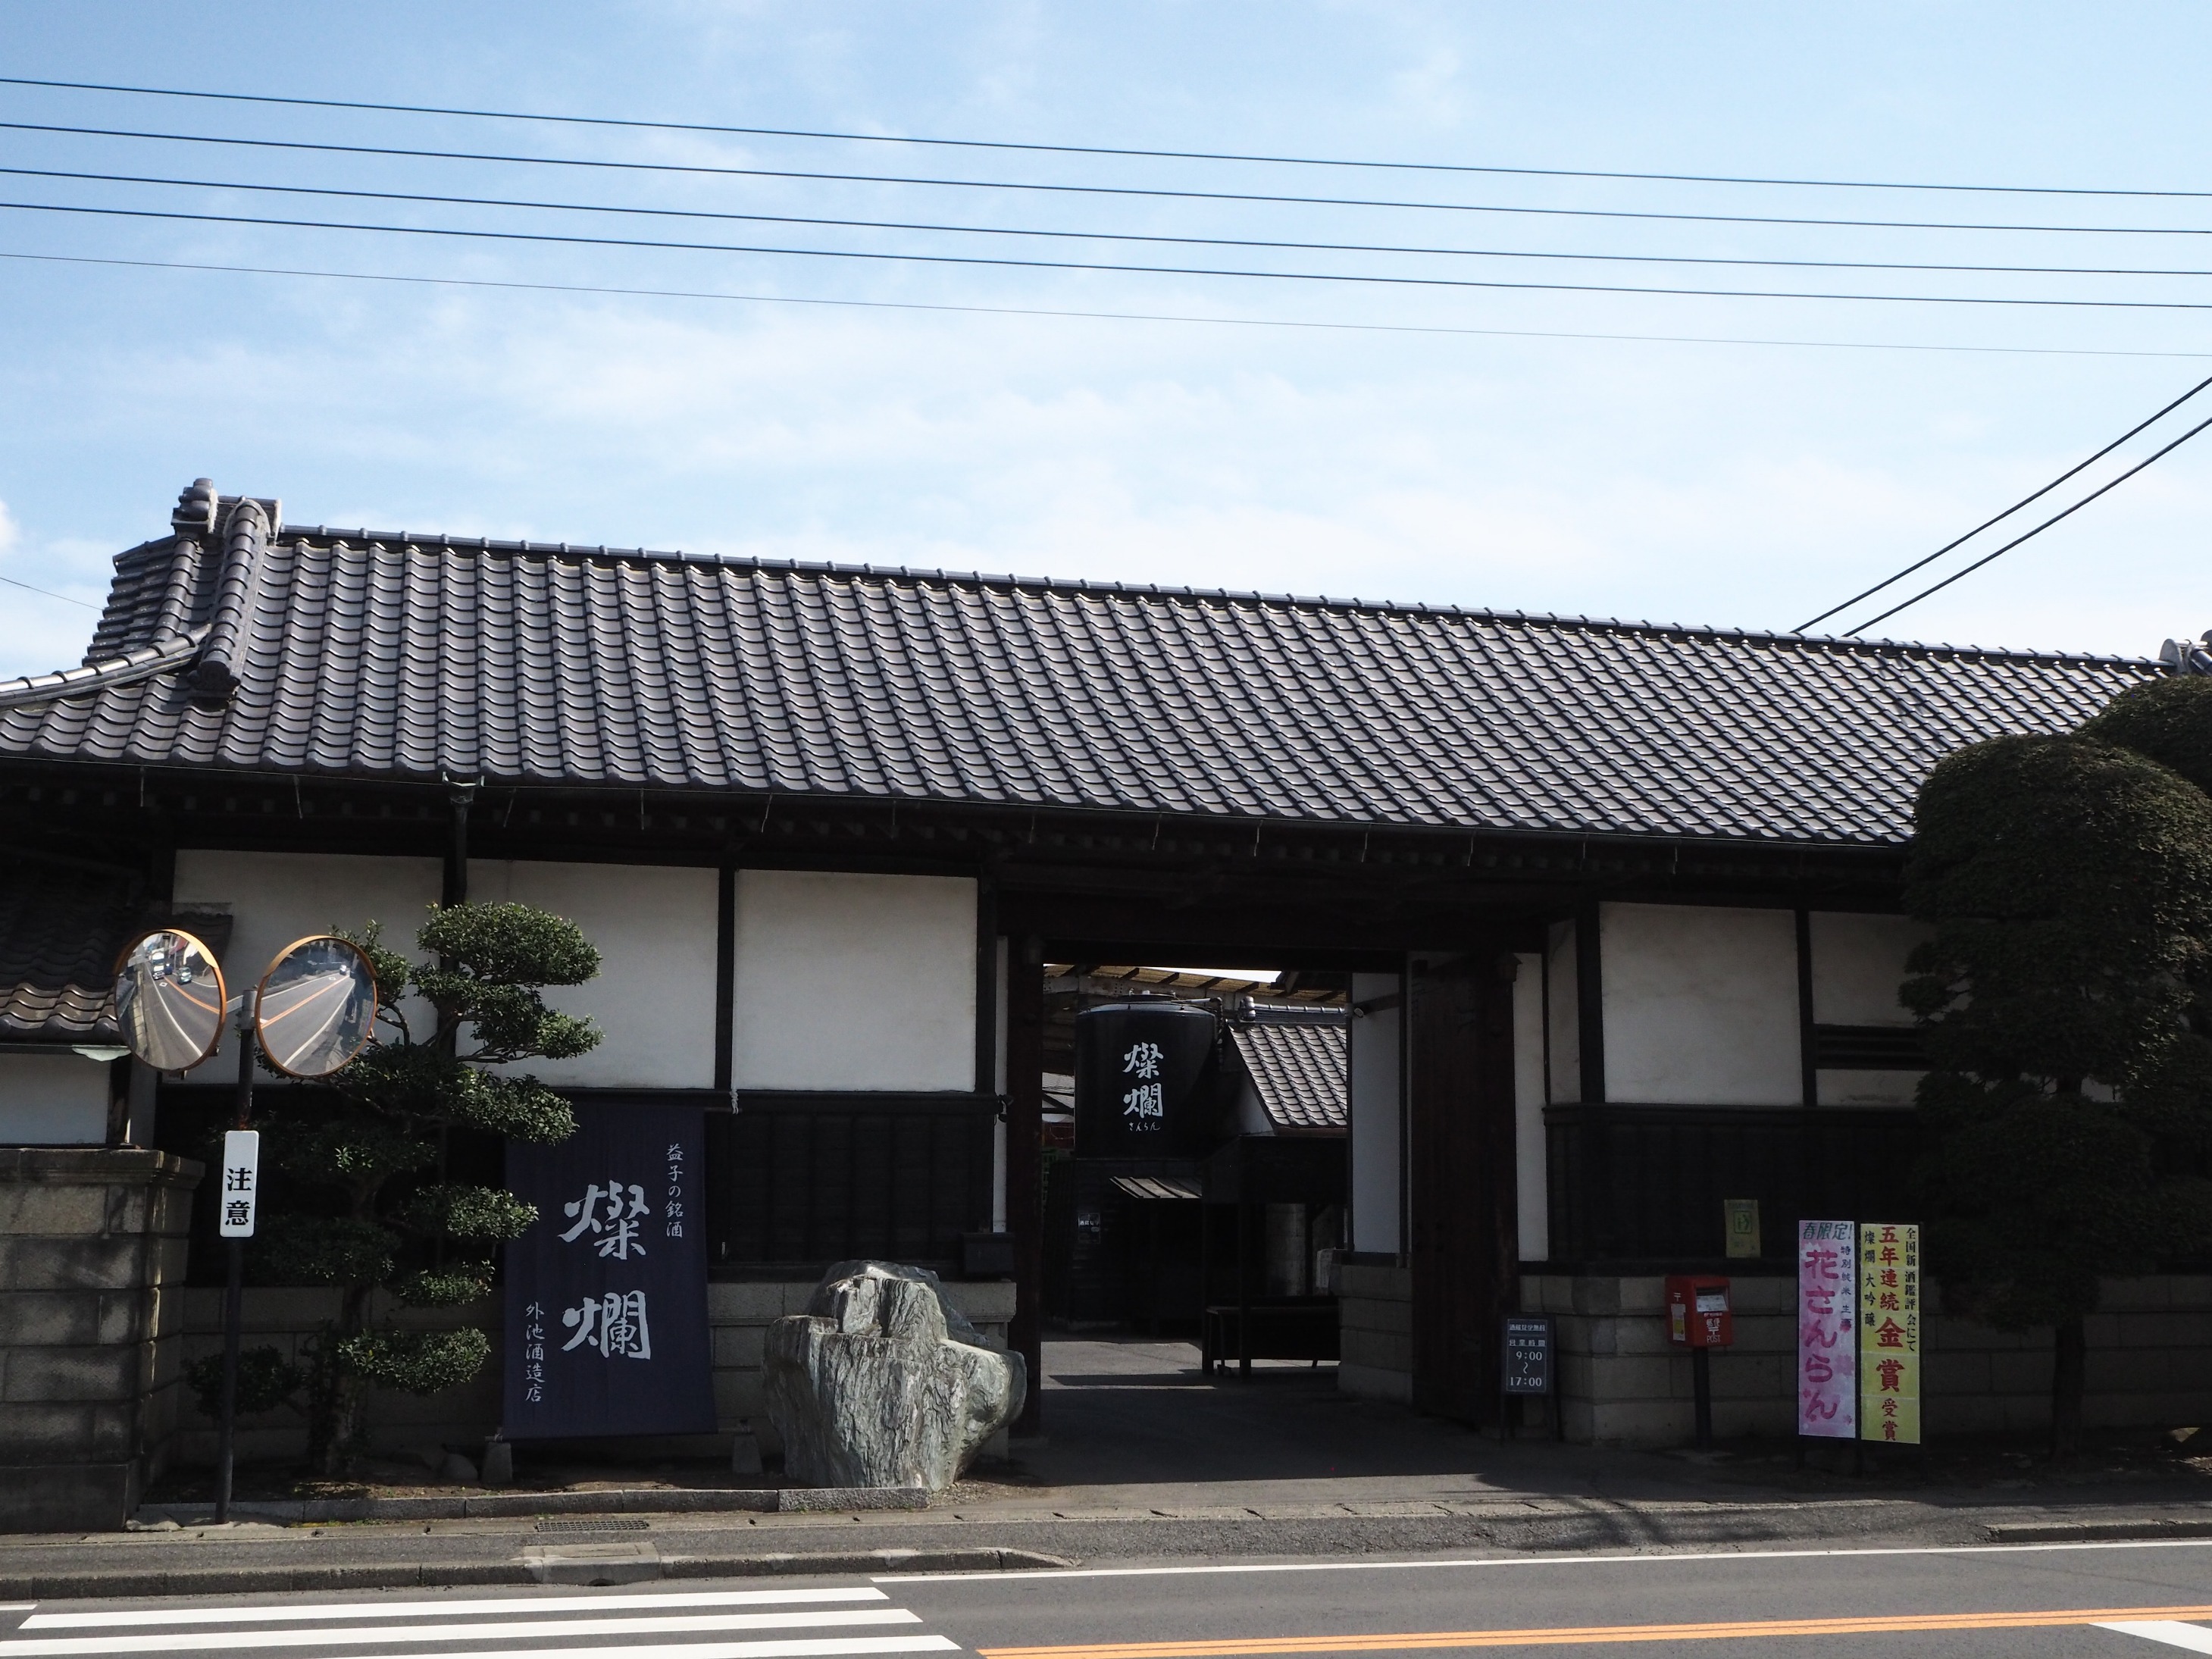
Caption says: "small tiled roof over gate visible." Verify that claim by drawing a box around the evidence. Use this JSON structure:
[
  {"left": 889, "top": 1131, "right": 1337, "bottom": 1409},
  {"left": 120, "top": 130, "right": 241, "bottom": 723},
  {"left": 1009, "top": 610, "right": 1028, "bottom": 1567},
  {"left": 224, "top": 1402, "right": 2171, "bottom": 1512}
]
[
  {"left": 1231, "top": 1016, "right": 1349, "bottom": 1135},
  {"left": 0, "top": 482, "right": 2162, "bottom": 847}
]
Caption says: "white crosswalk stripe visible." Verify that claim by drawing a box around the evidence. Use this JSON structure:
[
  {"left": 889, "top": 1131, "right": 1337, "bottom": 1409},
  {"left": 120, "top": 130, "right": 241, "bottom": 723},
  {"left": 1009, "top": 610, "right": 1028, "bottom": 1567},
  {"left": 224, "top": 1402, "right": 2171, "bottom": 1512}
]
[
  {"left": 2102, "top": 1623, "right": 2212, "bottom": 1653},
  {"left": 1, "top": 1588, "right": 963, "bottom": 1659},
  {"left": 3, "top": 1608, "right": 921, "bottom": 1655},
  {"left": 22, "top": 1589, "right": 890, "bottom": 1629}
]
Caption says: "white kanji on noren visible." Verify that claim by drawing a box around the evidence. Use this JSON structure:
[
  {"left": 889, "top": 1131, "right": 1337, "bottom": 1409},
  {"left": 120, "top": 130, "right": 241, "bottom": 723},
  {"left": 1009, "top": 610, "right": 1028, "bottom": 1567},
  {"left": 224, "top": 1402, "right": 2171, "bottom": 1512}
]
[
  {"left": 559, "top": 1291, "right": 652, "bottom": 1360},
  {"left": 557, "top": 1180, "right": 652, "bottom": 1259}
]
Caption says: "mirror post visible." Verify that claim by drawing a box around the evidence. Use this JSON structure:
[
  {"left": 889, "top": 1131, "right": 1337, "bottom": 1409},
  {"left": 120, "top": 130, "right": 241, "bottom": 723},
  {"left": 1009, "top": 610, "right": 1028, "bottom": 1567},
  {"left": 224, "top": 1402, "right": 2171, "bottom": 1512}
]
[{"left": 214, "top": 993, "right": 255, "bottom": 1523}]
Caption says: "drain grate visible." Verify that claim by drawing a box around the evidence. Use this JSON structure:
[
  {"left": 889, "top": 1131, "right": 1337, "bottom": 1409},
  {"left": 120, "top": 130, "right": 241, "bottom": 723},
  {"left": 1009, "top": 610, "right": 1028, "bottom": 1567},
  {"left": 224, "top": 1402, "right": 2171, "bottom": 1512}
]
[{"left": 534, "top": 1518, "right": 651, "bottom": 1532}]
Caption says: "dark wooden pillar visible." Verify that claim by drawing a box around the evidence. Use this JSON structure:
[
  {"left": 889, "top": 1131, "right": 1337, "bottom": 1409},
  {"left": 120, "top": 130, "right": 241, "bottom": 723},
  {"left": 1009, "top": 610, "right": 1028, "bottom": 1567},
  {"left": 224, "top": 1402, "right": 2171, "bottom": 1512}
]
[
  {"left": 1006, "top": 932, "right": 1045, "bottom": 1434},
  {"left": 1407, "top": 948, "right": 1521, "bottom": 1429}
]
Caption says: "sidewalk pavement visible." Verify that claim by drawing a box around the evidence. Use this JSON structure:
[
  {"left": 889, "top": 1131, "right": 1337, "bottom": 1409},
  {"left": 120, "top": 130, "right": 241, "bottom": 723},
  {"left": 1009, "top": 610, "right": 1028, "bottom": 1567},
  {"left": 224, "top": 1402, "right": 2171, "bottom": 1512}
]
[{"left": 7, "top": 1336, "right": 2206, "bottom": 1598}]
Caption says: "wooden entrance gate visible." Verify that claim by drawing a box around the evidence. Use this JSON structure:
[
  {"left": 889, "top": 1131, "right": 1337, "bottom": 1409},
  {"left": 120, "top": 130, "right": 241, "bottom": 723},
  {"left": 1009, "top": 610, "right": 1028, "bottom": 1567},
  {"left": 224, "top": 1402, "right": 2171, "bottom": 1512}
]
[{"left": 1406, "top": 950, "right": 1521, "bottom": 1426}]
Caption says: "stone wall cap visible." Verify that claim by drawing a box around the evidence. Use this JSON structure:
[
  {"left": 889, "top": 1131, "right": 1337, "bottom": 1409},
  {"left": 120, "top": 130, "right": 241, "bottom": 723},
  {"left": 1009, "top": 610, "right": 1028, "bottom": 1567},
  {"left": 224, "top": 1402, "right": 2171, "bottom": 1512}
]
[{"left": 0, "top": 1147, "right": 204, "bottom": 1185}]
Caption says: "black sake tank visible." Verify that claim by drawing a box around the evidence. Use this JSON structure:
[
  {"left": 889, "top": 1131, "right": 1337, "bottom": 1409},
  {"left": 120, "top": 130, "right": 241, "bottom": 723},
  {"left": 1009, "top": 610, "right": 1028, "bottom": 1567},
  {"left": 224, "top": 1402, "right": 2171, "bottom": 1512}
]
[{"left": 1073, "top": 1000, "right": 1219, "bottom": 1157}]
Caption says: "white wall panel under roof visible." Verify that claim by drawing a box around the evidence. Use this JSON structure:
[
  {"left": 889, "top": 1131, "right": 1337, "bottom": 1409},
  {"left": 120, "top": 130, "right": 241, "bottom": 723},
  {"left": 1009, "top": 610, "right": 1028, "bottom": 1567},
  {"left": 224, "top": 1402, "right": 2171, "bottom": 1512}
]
[
  {"left": 1809, "top": 912, "right": 1929, "bottom": 1028},
  {"left": 731, "top": 871, "right": 977, "bottom": 1092},
  {"left": 173, "top": 850, "right": 441, "bottom": 1065},
  {"left": 1602, "top": 902, "right": 1801, "bottom": 1106},
  {"left": 468, "top": 860, "right": 718, "bottom": 1089},
  {"left": 0, "top": 1053, "right": 111, "bottom": 1144},
  {"left": 1819, "top": 1068, "right": 1921, "bottom": 1107}
]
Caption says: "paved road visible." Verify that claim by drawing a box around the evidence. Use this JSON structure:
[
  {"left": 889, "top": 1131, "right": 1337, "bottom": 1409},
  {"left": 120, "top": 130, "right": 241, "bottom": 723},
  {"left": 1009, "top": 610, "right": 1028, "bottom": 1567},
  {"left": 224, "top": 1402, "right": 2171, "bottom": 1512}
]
[{"left": 5, "top": 1538, "right": 2212, "bottom": 1656}]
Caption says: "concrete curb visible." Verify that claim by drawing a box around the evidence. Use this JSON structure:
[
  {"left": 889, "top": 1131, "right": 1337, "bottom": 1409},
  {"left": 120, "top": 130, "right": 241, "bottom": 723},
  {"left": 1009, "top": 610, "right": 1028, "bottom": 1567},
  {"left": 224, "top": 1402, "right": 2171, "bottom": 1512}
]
[
  {"left": 1984, "top": 1518, "right": 2212, "bottom": 1544},
  {"left": 0, "top": 1546, "right": 1071, "bottom": 1601},
  {"left": 132, "top": 1488, "right": 930, "bottom": 1526}
]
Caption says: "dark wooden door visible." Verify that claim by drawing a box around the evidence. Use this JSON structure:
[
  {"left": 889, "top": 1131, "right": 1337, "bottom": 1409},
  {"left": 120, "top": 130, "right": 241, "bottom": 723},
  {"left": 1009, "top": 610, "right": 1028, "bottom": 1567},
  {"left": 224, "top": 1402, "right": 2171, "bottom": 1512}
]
[{"left": 1407, "top": 950, "right": 1521, "bottom": 1426}]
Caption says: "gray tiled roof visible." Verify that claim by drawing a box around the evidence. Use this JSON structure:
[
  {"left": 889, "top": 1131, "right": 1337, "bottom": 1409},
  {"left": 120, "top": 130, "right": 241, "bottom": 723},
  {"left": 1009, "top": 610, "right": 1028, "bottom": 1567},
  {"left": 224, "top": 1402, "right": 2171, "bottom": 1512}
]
[
  {"left": 0, "top": 865, "right": 235, "bottom": 1043},
  {"left": 0, "top": 484, "right": 2164, "bottom": 847},
  {"left": 0, "top": 860, "right": 138, "bottom": 1039},
  {"left": 1231, "top": 1019, "right": 1348, "bottom": 1134}
]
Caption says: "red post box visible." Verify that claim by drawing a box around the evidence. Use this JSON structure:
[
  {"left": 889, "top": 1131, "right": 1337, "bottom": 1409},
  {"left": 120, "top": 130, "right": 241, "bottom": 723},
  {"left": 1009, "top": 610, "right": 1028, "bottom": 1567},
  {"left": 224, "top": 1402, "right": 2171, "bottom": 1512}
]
[{"left": 1666, "top": 1274, "right": 1734, "bottom": 1348}]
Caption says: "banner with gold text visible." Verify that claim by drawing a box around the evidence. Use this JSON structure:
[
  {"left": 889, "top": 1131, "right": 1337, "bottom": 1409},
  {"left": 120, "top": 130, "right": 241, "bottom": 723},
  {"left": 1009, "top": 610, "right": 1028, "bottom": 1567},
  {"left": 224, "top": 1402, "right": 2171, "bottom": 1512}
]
[{"left": 1857, "top": 1221, "right": 1922, "bottom": 1445}]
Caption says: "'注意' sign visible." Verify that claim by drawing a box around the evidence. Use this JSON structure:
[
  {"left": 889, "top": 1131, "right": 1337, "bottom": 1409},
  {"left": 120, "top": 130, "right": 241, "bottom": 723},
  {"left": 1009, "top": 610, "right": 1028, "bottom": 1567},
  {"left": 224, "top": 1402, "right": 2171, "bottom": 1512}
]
[
  {"left": 503, "top": 1100, "right": 715, "bottom": 1439},
  {"left": 217, "top": 1130, "right": 260, "bottom": 1239},
  {"left": 1797, "top": 1219, "right": 1857, "bottom": 1438},
  {"left": 1858, "top": 1221, "right": 1921, "bottom": 1445}
]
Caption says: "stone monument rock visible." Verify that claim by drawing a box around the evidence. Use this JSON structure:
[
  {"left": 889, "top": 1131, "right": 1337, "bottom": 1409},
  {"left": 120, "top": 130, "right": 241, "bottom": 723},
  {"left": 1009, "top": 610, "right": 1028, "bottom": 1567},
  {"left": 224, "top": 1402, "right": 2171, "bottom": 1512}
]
[{"left": 763, "top": 1260, "right": 1026, "bottom": 1490}]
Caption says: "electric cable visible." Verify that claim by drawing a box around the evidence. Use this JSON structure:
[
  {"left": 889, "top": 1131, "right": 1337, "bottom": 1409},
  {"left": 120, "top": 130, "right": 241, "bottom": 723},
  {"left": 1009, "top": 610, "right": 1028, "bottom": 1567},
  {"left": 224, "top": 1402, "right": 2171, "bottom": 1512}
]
[
  {"left": 28, "top": 161, "right": 2212, "bottom": 281},
  {"left": 9, "top": 118, "right": 2212, "bottom": 240},
  {"left": 16, "top": 196, "right": 2212, "bottom": 311},
  {"left": 1797, "top": 371, "right": 2212, "bottom": 631},
  {"left": 3, "top": 73, "right": 2207, "bottom": 202},
  {"left": 1844, "top": 408, "right": 2212, "bottom": 633},
  {"left": 0, "top": 571, "right": 97, "bottom": 608},
  {"left": 11, "top": 246, "right": 2211, "bottom": 360}
]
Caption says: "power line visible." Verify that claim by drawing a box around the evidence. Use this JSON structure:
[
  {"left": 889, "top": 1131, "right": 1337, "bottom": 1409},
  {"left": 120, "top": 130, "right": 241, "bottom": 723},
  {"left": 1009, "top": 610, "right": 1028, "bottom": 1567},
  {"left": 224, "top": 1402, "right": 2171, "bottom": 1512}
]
[
  {"left": 8, "top": 118, "right": 2212, "bottom": 241},
  {"left": 3, "top": 73, "right": 2207, "bottom": 203},
  {"left": 1798, "top": 371, "right": 2212, "bottom": 631},
  {"left": 28, "top": 162, "right": 2212, "bottom": 282},
  {"left": 18, "top": 196, "right": 2212, "bottom": 311},
  {"left": 12, "top": 246, "right": 2212, "bottom": 360},
  {"left": 0, "top": 571, "right": 97, "bottom": 609},
  {"left": 1846, "top": 409, "right": 2212, "bottom": 633}
]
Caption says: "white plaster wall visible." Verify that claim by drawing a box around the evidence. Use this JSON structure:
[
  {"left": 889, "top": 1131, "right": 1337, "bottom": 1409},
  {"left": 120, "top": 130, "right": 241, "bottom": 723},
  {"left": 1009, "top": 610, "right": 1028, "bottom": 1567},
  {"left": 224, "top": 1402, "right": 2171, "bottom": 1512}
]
[
  {"left": 1809, "top": 912, "right": 1929, "bottom": 1028},
  {"left": 1601, "top": 903, "right": 1801, "bottom": 1106},
  {"left": 1818, "top": 1068, "right": 1923, "bottom": 1106},
  {"left": 1513, "top": 951, "right": 1548, "bottom": 1262},
  {"left": 1545, "top": 920, "right": 1579, "bottom": 1104},
  {"left": 0, "top": 1053, "right": 111, "bottom": 1144},
  {"left": 1347, "top": 971, "right": 1402, "bottom": 1255},
  {"left": 173, "top": 850, "right": 442, "bottom": 1064},
  {"left": 468, "top": 860, "right": 718, "bottom": 1089},
  {"left": 731, "top": 872, "right": 977, "bottom": 1092},
  {"left": 1234, "top": 1075, "right": 1275, "bottom": 1138}
]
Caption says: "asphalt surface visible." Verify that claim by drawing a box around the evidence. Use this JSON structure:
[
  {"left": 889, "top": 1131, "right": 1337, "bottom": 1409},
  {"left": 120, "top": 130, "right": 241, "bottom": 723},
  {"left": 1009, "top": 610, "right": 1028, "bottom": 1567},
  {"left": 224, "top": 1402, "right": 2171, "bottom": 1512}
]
[{"left": 6, "top": 1539, "right": 2212, "bottom": 1656}]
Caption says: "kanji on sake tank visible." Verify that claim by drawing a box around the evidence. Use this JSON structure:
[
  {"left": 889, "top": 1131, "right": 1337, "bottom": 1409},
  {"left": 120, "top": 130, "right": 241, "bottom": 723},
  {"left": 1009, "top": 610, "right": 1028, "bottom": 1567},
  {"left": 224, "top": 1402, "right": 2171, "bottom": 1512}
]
[{"left": 504, "top": 1100, "right": 716, "bottom": 1438}]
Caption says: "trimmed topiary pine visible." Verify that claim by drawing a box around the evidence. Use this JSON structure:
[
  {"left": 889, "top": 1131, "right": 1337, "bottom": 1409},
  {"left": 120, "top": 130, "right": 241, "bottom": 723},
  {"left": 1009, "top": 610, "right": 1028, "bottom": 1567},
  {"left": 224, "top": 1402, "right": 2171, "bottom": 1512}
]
[
  {"left": 252, "top": 901, "right": 599, "bottom": 1474},
  {"left": 1904, "top": 732, "right": 2212, "bottom": 1456},
  {"left": 2080, "top": 672, "right": 2212, "bottom": 797}
]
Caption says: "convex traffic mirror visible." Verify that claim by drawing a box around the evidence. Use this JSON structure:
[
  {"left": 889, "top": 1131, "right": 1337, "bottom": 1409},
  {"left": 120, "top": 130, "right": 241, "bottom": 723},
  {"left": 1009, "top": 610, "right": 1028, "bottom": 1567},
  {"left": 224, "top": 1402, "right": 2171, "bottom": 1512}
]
[
  {"left": 113, "top": 928, "right": 227, "bottom": 1072},
  {"left": 254, "top": 935, "right": 379, "bottom": 1079}
]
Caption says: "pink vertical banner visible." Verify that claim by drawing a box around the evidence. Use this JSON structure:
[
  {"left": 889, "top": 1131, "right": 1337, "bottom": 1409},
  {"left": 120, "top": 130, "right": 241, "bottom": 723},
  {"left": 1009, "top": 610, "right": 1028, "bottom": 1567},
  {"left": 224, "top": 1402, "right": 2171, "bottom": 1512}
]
[{"left": 1797, "top": 1219, "right": 1857, "bottom": 1438}]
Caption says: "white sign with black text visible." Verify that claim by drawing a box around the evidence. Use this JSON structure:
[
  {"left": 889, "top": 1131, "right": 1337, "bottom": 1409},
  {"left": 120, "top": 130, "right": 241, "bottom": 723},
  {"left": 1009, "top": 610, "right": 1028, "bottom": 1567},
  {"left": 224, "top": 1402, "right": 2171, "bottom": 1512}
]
[{"left": 217, "top": 1129, "right": 260, "bottom": 1239}]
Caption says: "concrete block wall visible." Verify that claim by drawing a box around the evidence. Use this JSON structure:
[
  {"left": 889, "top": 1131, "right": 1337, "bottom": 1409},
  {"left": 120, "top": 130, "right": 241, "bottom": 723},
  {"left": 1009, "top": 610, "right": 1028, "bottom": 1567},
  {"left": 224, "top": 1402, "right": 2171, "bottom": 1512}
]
[
  {"left": 0, "top": 1147, "right": 202, "bottom": 1530},
  {"left": 1522, "top": 1272, "right": 2212, "bottom": 1447},
  {"left": 1337, "top": 1260, "right": 1412, "bottom": 1404},
  {"left": 175, "top": 1286, "right": 501, "bottom": 1466},
  {"left": 1522, "top": 1272, "right": 1795, "bottom": 1445},
  {"left": 177, "top": 1276, "right": 1019, "bottom": 1466}
]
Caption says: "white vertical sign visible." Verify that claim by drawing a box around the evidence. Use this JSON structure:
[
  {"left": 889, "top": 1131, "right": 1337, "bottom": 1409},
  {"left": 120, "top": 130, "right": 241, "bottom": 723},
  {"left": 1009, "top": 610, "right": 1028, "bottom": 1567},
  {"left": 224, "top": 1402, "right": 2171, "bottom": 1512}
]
[
  {"left": 217, "top": 1129, "right": 261, "bottom": 1239},
  {"left": 1797, "top": 1218, "right": 1857, "bottom": 1438}
]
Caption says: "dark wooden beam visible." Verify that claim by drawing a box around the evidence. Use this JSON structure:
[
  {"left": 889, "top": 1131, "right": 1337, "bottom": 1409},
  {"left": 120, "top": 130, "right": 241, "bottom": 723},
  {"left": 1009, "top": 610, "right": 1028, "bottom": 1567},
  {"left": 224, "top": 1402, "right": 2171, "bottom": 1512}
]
[{"left": 1004, "top": 932, "right": 1046, "bottom": 1436}]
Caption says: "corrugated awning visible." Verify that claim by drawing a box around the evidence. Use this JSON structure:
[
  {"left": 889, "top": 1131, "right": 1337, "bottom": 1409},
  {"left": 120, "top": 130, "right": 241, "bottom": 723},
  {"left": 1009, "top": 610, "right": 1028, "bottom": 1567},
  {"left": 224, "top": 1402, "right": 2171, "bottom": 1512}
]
[{"left": 1110, "top": 1174, "right": 1204, "bottom": 1202}]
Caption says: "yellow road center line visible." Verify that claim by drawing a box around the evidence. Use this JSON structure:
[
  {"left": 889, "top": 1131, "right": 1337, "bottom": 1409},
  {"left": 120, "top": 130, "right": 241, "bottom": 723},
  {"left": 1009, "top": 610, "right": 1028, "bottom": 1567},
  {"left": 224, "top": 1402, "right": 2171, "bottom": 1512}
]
[{"left": 978, "top": 1603, "right": 2212, "bottom": 1655}]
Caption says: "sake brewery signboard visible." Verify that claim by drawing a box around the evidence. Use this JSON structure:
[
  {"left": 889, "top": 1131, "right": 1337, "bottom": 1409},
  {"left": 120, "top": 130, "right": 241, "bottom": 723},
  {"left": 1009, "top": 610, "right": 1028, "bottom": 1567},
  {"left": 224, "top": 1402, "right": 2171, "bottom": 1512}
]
[
  {"left": 1858, "top": 1222, "right": 1923, "bottom": 1445},
  {"left": 1796, "top": 1219, "right": 1857, "bottom": 1439},
  {"left": 503, "top": 1100, "right": 715, "bottom": 1438}
]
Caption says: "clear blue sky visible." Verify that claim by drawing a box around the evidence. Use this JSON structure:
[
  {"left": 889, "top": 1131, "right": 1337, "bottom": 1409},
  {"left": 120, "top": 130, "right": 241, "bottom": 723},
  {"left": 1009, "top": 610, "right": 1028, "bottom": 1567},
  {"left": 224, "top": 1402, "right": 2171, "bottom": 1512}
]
[{"left": 2, "top": 2, "right": 2210, "bottom": 678}]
